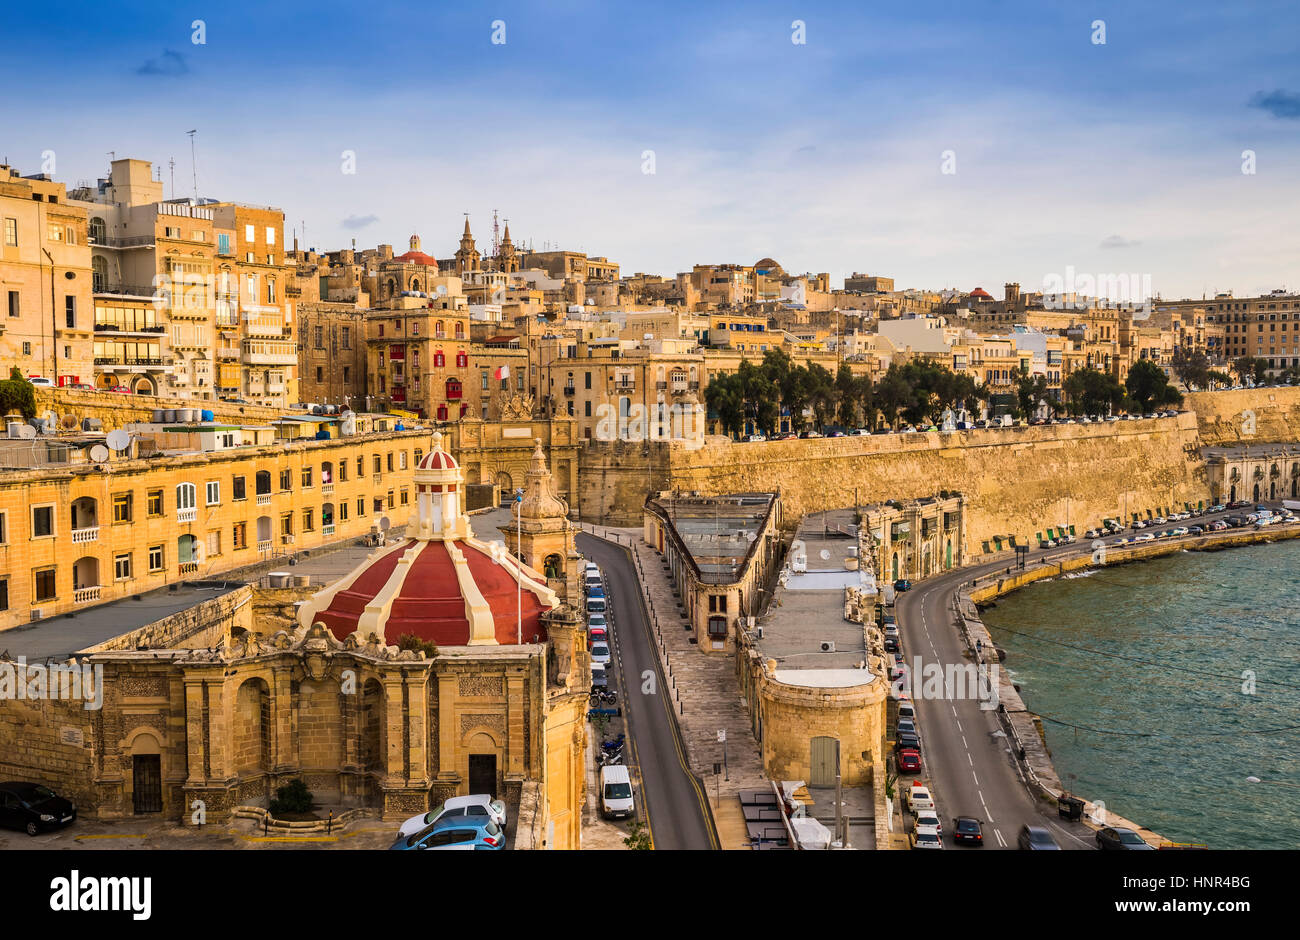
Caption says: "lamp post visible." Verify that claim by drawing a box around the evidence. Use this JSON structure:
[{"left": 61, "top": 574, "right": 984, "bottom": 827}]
[{"left": 515, "top": 488, "right": 524, "bottom": 644}]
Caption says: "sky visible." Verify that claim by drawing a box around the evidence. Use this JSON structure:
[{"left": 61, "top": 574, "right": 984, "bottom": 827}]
[{"left": 2, "top": 0, "right": 1298, "bottom": 300}]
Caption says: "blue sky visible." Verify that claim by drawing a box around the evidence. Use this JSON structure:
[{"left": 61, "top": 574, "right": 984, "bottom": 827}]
[{"left": 2, "top": 0, "right": 1298, "bottom": 299}]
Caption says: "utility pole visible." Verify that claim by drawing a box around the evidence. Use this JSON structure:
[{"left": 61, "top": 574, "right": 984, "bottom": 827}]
[{"left": 186, "top": 130, "right": 198, "bottom": 201}]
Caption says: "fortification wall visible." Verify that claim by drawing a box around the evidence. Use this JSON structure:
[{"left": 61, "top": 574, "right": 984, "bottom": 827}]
[
  {"left": 31, "top": 387, "right": 286, "bottom": 432},
  {"left": 583, "top": 415, "right": 1208, "bottom": 554},
  {"left": 1185, "top": 386, "right": 1300, "bottom": 446}
]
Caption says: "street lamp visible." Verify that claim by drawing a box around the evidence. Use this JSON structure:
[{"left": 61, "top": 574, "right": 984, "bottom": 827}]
[{"left": 515, "top": 488, "right": 524, "bottom": 644}]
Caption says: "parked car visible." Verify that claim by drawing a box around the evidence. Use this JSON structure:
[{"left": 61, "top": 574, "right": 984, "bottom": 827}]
[
  {"left": 883, "top": 636, "right": 899, "bottom": 654},
  {"left": 1017, "top": 825, "right": 1061, "bottom": 850},
  {"left": 906, "top": 782, "right": 934, "bottom": 814},
  {"left": 588, "top": 626, "right": 608, "bottom": 646},
  {"left": 590, "top": 641, "right": 612, "bottom": 665},
  {"left": 397, "top": 793, "right": 508, "bottom": 838},
  {"left": 913, "top": 810, "right": 942, "bottom": 836},
  {"left": 27, "top": 376, "right": 54, "bottom": 387},
  {"left": 392, "top": 815, "right": 505, "bottom": 850},
  {"left": 0, "top": 782, "right": 76, "bottom": 836},
  {"left": 909, "top": 830, "right": 943, "bottom": 849},
  {"left": 897, "top": 748, "right": 922, "bottom": 773},
  {"left": 896, "top": 718, "right": 916, "bottom": 737},
  {"left": 893, "top": 579, "right": 912, "bottom": 593},
  {"left": 743, "top": 434, "right": 766, "bottom": 442},
  {"left": 1188, "top": 526, "right": 1204, "bottom": 536},
  {"left": 1096, "top": 826, "right": 1155, "bottom": 851},
  {"left": 587, "top": 612, "right": 607, "bottom": 630},
  {"left": 895, "top": 731, "right": 921, "bottom": 753},
  {"left": 953, "top": 816, "right": 984, "bottom": 845}
]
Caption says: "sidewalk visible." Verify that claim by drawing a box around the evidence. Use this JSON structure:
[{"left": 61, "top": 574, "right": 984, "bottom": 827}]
[{"left": 579, "top": 523, "right": 768, "bottom": 850}]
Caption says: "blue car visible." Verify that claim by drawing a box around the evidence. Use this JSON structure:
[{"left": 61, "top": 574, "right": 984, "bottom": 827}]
[
  {"left": 391, "top": 815, "right": 505, "bottom": 851},
  {"left": 587, "top": 583, "right": 606, "bottom": 599}
]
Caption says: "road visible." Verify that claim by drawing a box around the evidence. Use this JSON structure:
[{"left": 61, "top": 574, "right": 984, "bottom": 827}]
[
  {"left": 577, "top": 533, "right": 719, "bottom": 850},
  {"left": 895, "top": 505, "right": 1261, "bottom": 850}
]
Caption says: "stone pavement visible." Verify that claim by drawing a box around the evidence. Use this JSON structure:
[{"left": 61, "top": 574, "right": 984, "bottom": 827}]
[
  {"left": 579, "top": 523, "right": 768, "bottom": 851},
  {"left": 0, "top": 812, "right": 402, "bottom": 850}
]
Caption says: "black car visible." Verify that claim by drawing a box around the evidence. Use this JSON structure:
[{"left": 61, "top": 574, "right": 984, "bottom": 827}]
[
  {"left": 1017, "top": 825, "right": 1060, "bottom": 850},
  {"left": 883, "top": 636, "right": 900, "bottom": 653},
  {"left": 895, "top": 731, "right": 921, "bottom": 753},
  {"left": 0, "top": 782, "right": 76, "bottom": 836},
  {"left": 1096, "top": 826, "right": 1155, "bottom": 851},
  {"left": 953, "top": 816, "right": 984, "bottom": 845}
]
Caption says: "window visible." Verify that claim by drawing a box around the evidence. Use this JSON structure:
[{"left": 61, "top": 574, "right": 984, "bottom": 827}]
[
  {"left": 301, "top": 466, "right": 313, "bottom": 488},
  {"left": 233, "top": 475, "right": 246, "bottom": 500},
  {"left": 217, "top": 232, "right": 231, "bottom": 255},
  {"left": 386, "top": 452, "right": 394, "bottom": 472},
  {"left": 481, "top": 371, "right": 490, "bottom": 390},
  {"left": 280, "top": 513, "right": 293, "bottom": 536},
  {"left": 339, "top": 461, "right": 348, "bottom": 482},
  {"left": 112, "top": 493, "right": 132, "bottom": 523},
  {"left": 176, "top": 483, "right": 197, "bottom": 511},
  {"left": 267, "top": 278, "right": 276, "bottom": 303},
  {"left": 316, "top": 366, "right": 323, "bottom": 382},
  {"left": 357, "top": 497, "right": 366, "bottom": 516},
  {"left": 148, "top": 545, "right": 164, "bottom": 572},
  {"left": 245, "top": 224, "right": 255, "bottom": 242},
  {"left": 114, "top": 553, "right": 133, "bottom": 581},
  {"left": 386, "top": 490, "right": 395, "bottom": 510},
  {"left": 47, "top": 221, "right": 63, "bottom": 242},
  {"left": 280, "top": 468, "right": 292, "bottom": 491},
  {"left": 399, "top": 450, "right": 408, "bottom": 470},
  {"left": 3, "top": 218, "right": 16, "bottom": 246},
  {"left": 32, "top": 505, "right": 54, "bottom": 538},
  {"left": 8, "top": 291, "right": 19, "bottom": 318},
  {"left": 341, "top": 327, "right": 351, "bottom": 349},
  {"left": 314, "top": 325, "right": 324, "bottom": 348},
  {"left": 34, "top": 567, "right": 56, "bottom": 602},
  {"left": 0, "top": 577, "right": 7, "bottom": 612},
  {"left": 266, "top": 226, "right": 276, "bottom": 245},
  {"left": 373, "top": 455, "right": 382, "bottom": 474},
  {"left": 356, "top": 456, "right": 363, "bottom": 476},
  {"left": 147, "top": 489, "right": 164, "bottom": 516},
  {"left": 206, "top": 481, "right": 221, "bottom": 505},
  {"left": 413, "top": 449, "right": 423, "bottom": 466},
  {"left": 400, "top": 488, "right": 409, "bottom": 506},
  {"left": 207, "top": 530, "right": 221, "bottom": 557},
  {"left": 233, "top": 522, "right": 247, "bottom": 550},
  {"left": 65, "top": 296, "right": 76, "bottom": 329},
  {"left": 0, "top": 511, "right": 5, "bottom": 544},
  {"left": 303, "top": 509, "right": 314, "bottom": 532}
]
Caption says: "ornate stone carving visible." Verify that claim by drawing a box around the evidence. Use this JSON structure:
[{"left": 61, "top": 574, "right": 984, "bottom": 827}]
[
  {"left": 458, "top": 712, "right": 506, "bottom": 738},
  {"left": 458, "top": 675, "right": 504, "bottom": 697},
  {"left": 497, "top": 392, "right": 535, "bottom": 421},
  {"left": 121, "top": 677, "right": 168, "bottom": 698}
]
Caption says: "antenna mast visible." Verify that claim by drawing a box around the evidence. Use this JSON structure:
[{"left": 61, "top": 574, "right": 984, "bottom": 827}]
[{"left": 186, "top": 129, "right": 198, "bottom": 201}]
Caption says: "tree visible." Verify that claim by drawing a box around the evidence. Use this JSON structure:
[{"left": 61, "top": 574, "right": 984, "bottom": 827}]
[
  {"left": 1126, "top": 359, "right": 1179, "bottom": 413},
  {"left": 1170, "top": 346, "right": 1210, "bottom": 390},
  {"left": 1233, "top": 356, "right": 1269, "bottom": 386},
  {"left": 704, "top": 371, "right": 745, "bottom": 436},
  {"left": 1064, "top": 367, "right": 1126, "bottom": 416},
  {"left": 623, "top": 819, "right": 652, "bottom": 850},
  {"left": 0, "top": 367, "right": 36, "bottom": 422}
]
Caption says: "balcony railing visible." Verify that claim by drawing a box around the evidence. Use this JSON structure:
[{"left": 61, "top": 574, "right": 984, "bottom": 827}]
[
  {"left": 256, "top": 539, "right": 272, "bottom": 553},
  {"left": 95, "top": 283, "right": 162, "bottom": 299},
  {"left": 322, "top": 483, "right": 334, "bottom": 497},
  {"left": 217, "top": 348, "right": 240, "bottom": 359},
  {"left": 74, "top": 586, "right": 101, "bottom": 604},
  {"left": 563, "top": 385, "right": 575, "bottom": 395},
  {"left": 257, "top": 493, "right": 272, "bottom": 506},
  {"left": 179, "top": 562, "right": 199, "bottom": 575},
  {"left": 89, "top": 234, "right": 155, "bottom": 249},
  {"left": 71, "top": 526, "right": 99, "bottom": 544},
  {"left": 177, "top": 508, "right": 197, "bottom": 523},
  {"left": 322, "top": 524, "right": 335, "bottom": 537}
]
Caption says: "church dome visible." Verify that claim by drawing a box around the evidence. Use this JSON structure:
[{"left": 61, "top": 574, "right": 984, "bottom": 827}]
[
  {"left": 298, "top": 433, "right": 557, "bottom": 647},
  {"left": 393, "top": 233, "right": 439, "bottom": 269}
]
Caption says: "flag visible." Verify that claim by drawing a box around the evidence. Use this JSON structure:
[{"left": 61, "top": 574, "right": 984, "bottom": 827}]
[{"left": 495, "top": 364, "right": 510, "bottom": 380}]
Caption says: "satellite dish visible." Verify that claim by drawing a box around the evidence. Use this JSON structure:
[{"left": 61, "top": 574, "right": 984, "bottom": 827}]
[
  {"left": 379, "top": 516, "right": 391, "bottom": 531},
  {"left": 60, "top": 414, "right": 79, "bottom": 430},
  {"left": 435, "top": 284, "right": 447, "bottom": 295},
  {"left": 41, "top": 410, "right": 57, "bottom": 428},
  {"left": 17, "top": 424, "right": 37, "bottom": 440},
  {"left": 89, "top": 444, "right": 110, "bottom": 463},
  {"left": 106, "top": 429, "right": 131, "bottom": 451},
  {"left": 819, "top": 549, "right": 832, "bottom": 561}
]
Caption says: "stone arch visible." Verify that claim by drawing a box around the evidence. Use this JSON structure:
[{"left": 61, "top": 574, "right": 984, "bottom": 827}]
[
  {"left": 360, "top": 678, "right": 386, "bottom": 776},
  {"left": 233, "top": 676, "right": 272, "bottom": 776}
]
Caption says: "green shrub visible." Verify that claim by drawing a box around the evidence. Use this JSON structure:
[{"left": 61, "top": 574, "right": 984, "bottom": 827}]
[{"left": 269, "top": 778, "right": 313, "bottom": 815}]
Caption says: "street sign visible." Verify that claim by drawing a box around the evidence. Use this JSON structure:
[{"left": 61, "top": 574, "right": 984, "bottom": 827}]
[{"left": 717, "top": 730, "right": 726, "bottom": 743}]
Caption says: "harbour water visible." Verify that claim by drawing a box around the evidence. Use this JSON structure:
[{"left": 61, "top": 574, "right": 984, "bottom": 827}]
[{"left": 981, "top": 540, "right": 1300, "bottom": 849}]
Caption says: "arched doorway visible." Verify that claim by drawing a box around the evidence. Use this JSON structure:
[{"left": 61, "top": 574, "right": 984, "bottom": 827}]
[
  {"left": 1253, "top": 483, "right": 1261, "bottom": 502},
  {"left": 178, "top": 533, "right": 198, "bottom": 570},
  {"left": 360, "top": 679, "right": 386, "bottom": 781},
  {"left": 945, "top": 540, "right": 953, "bottom": 570},
  {"left": 233, "top": 678, "right": 271, "bottom": 798},
  {"left": 1230, "top": 483, "right": 1237, "bottom": 503},
  {"left": 127, "top": 730, "right": 163, "bottom": 814},
  {"left": 496, "top": 471, "right": 514, "bottom": 506},
  {"left": 809, "top": 736, "right": 839, "bottom": 787},
  {"left": 73, "top": 556, "right": 100, "bottom": 599},
  {"left": 543, "top": 553, "right": 562, "bottom": 579},
  {"left": 891, "top": 554, "right": 900, "bottom": 581},
  {"left": 131, "top": 375, "right": 155, "bottom": 395},
  {"left": 465, "top": 732, "right": 501, "bottom": 798},
  {"left": 256, "top": 515, "right": 272, "bottom": 552}
]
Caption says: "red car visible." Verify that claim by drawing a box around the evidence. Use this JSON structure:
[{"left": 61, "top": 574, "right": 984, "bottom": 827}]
[{"left": 897, "top": 748, "right": 922, "bottom": 773}]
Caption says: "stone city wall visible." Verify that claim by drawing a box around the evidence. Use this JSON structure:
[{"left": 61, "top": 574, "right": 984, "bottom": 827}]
[
  {"left": 1185, "top": 385, "right": 1300, "bottom": 446},
  {"left": 581, "top": 414, "right": 1207, "bottom": 555},
  {"left": 33, "top": 387, "right": 286, "bottom": 432},
  {"left": 84, "top": 585, "right": 252, "bottom": 653}
]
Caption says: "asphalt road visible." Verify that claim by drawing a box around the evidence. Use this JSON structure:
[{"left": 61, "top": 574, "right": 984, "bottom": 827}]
[
  {"left": 894, "top": 505, "right": 1263, "bottom": 850},
  {"left": 577, "top": 533, "right": 719, "bottom": 850}
]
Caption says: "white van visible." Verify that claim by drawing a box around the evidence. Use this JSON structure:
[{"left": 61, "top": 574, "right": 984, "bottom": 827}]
[
  {"left": 586, "top": 596, "right": 607, "bottom": 615},
  {"left": 600, "top": 764, "right": 635, "bottom": 819}
]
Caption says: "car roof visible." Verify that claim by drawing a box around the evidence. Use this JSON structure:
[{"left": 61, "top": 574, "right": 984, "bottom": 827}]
[
  {"left": 432, "top": 814, "right": 497, "bottom": 832},
  {"left": 600, "top": 764, "right": 631, "bottom": 782},
  {"left": 443, "top": 794, "right": 495, "bottom": 810}
]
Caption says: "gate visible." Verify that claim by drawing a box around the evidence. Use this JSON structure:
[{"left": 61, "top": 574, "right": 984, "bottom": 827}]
[{"left": 132, "top": 755, "right": 162, "bottom": 814}]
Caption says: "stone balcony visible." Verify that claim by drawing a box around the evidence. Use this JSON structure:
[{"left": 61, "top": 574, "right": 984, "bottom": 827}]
[{"left": 71, "top": 526, "right": 99, "bottom": 544}]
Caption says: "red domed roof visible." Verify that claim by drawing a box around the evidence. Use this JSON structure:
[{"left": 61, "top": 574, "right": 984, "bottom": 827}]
[
  {"left": 393, "top": 250, "right": 439, "bottom": 268},
  {"left": 969, "top": 287, "right": 992, "bottom": 299},
  {"left": 418, "top": 447, "right": 459, "bottom": 471},
  {"left": 311, "top": 539, "right": 550, "bottom": 646}
]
